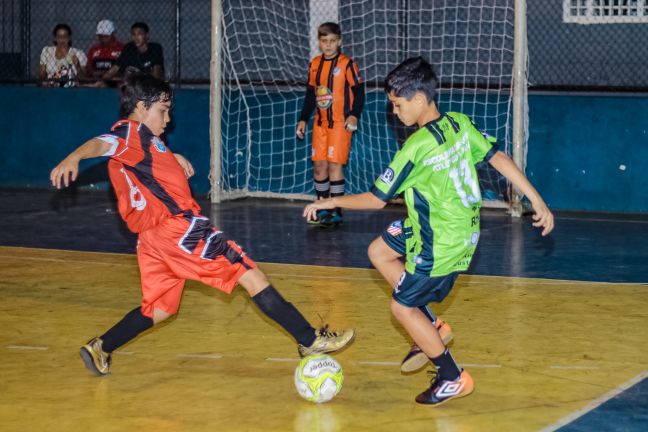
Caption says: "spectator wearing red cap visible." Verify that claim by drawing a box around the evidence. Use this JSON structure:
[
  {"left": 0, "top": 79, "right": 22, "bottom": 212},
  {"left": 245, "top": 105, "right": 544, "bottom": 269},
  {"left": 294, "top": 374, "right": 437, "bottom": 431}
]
[{"left": 87, "top": 20, "right": 124, "bottom": 82}]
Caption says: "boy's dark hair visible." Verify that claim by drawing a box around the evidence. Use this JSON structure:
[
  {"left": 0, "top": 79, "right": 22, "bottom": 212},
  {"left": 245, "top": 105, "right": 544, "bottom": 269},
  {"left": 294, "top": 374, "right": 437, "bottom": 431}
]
[
  {"left": 317, "top": 22, "right": 341, "bottom": 38},
  {"left": 119, "top": 74, "right": 172, "bottom": 118},
  {"left": 384, "top": 57, "right": 438, "bottom": 104},
  {"left": 131, "top": 22, "right": 150, "bottom": 34}
]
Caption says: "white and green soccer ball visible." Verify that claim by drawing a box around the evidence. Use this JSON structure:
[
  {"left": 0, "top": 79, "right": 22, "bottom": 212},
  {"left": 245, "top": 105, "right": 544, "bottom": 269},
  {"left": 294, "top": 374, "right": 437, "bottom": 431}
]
[{"left": 294, "top": 354, "right": 344, "bottom": 403}]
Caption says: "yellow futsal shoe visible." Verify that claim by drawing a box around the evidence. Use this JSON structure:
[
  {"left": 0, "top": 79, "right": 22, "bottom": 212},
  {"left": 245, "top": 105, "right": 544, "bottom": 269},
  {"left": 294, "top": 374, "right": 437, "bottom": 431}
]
[
  {"left": 80, "top": 337, "right": 112, "bottom": 376},
  {"left": 298, "top": 326, "right": 355, "bottom": 357},
  {"left": 401, "top": 319, "right": 454, "bottom": 373}
]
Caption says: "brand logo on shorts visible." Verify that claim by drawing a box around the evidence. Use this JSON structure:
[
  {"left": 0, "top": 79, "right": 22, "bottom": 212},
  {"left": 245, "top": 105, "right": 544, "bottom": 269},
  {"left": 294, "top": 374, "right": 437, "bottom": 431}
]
[
  {"left": 152, "top": 136, "right": 166, "bottom": 153},
  {"left": 316, "top": 86, "right": 333, "bottom": 109},
  {"left": 380, "top": 168, "right": 395, "bottom": 185},
  {"left": 394, "top": 272, "right": 407, "bottom": 294}
]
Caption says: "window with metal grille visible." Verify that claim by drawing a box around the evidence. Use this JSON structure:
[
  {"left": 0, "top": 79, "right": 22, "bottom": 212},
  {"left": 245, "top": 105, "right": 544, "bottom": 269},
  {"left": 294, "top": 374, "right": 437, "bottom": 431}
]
[{"left": 563, "top": 0, "right": 648, "bottom": 23}]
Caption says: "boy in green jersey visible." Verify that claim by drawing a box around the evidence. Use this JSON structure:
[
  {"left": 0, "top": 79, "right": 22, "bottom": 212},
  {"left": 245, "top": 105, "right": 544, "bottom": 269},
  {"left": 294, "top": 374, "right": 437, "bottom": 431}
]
[{"left": 303, "top": 57, "right": 554, "bottom": 406}]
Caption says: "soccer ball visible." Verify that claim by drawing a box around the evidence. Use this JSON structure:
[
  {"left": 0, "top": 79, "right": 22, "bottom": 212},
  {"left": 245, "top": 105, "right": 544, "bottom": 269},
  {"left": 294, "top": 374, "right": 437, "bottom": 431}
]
[{"left": 294, "top": 354, "right": 344, "bottom": 403}]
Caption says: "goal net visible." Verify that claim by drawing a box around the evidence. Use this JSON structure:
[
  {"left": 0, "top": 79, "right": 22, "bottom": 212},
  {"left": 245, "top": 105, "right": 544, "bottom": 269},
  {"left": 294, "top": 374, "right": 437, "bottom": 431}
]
[{"left": 214, "top": 0, "right": 523, "bottom": 206}]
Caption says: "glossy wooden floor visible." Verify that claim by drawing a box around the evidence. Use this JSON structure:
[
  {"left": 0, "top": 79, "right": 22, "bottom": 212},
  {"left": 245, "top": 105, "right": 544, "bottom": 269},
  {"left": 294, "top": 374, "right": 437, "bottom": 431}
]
[{"left": 2, "top": 246, "right": 647, "bottom": 431}]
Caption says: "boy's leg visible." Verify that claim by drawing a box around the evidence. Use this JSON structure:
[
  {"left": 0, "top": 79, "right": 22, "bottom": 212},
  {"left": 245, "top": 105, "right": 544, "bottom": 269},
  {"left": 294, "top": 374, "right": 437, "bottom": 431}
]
[
  {"left": 79, "top": 306, "right": 174, "bottom": 377},
  {"left": 311, "top": 124, "right": 331, "bottom": 225},
  {"left": 238, "top": 268, "right": 355, "bottom": 356},
  {"left": 370, "top": 233, "right": 453, "bottom": 371},
  {"left": 311, "top": 161, "right": 331, "bottom": 225},
  {"left": 320, "top": 125, "right": 351, "bottom": 226},
  {"left": 390, "top": 271, "right": 472, "bottom": 405},
  {"left": 327, "top": 162, "right": 345, "bottom": 225},
  {"left": 390, "top": 300, "right": 472, "bottom": 406},
  {"left": 80, "top": 233, "right": 187, "bottom": 377}
]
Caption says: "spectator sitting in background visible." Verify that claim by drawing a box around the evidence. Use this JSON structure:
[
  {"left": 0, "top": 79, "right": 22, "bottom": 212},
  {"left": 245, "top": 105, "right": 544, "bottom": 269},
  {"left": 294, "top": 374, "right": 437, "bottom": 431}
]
[
  {"left": 102, "top": 22, "right": 164, "bottom": 83},
  {"left": 39, "top": 23, "right": 87, "bottom": 87},
  {"left": 86, "top": 20, "right": 124, "bottom": 83}
]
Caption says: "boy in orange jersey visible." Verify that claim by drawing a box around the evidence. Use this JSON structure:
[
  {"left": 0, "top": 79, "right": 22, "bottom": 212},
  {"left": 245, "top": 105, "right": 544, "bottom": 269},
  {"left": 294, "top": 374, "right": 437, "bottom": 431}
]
[
  {"left": 296, "top": 22, "right": 364, "bottom": 227},
  {"left": 50, "top": 74, "right": 354, "bottom": 377}
]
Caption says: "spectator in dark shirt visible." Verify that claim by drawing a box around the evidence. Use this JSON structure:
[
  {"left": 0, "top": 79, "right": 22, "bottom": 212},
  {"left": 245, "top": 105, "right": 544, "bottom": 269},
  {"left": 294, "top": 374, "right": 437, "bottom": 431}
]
[{"left": 102, "top": 22, "right": 164, "bottom": 83}]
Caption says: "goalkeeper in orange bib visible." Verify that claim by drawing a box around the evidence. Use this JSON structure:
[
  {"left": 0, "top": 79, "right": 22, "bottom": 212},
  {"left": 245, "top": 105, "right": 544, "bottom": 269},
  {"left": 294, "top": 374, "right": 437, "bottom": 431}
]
[
  {"left": 50, "top": 74, "right": 355, "bottom": 377},
  {"left": 296, "top": 22, "right": 365, "bottom": 227}
]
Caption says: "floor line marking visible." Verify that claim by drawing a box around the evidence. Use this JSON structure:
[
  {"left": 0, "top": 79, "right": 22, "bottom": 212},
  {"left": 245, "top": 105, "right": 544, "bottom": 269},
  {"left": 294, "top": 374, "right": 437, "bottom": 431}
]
[
  {"left": 266, "top": 358, "right": 301, "bottom": 362},
  {"left": 538, "top": 369, "right": 648, "bottom": 432},
  {"left": 1, "top": 251, "right": 646, "bottom": 286},
  {"left": 358, "top": 361, "right": 400, "bottom": 366},
  {"left": 550, "top": 365, "right": 599, "bottom": 370},
  {"left": 462, "top": 363, "right": 502, "bottom": 368},
  {"left": 112, "top": 351, "right": 136, "bottom": 356},
  {"left": 176, "top": 353, "right": 223, "bottom": 359},
  {"left": 6, "top": 345, "right": 49, "bottom": 351}
]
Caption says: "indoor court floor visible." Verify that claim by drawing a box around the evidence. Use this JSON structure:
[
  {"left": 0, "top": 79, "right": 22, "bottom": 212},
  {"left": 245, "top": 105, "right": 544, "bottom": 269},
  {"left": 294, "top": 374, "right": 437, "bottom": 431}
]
[{"left": 1, "top": 188, "right": 647, "bottom": 431}]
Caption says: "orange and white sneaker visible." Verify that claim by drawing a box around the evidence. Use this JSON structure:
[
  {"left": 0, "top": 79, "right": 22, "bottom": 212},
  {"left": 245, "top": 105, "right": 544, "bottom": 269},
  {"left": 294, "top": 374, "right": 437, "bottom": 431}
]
[
  {"left": 415, "top": 369, "right": 474, "bottom": 406},
  {"left": 400, "top": 318, "right": 453, "bottom": 373}
]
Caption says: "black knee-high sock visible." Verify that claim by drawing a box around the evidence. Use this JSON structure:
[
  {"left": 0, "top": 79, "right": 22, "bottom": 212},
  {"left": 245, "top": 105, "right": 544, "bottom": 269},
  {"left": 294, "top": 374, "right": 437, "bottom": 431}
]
[
  {"left": 330, "top": 179, "right": 345, "bottom": 214},
  {"left": 100, "top": 307, "right": 154, "bottom": 353},
  {"left": 252, "top": 285, "right": 316, "bottom": 346},
  {"left": 314, "top": 177, "right": 330, "bottom": 200}
]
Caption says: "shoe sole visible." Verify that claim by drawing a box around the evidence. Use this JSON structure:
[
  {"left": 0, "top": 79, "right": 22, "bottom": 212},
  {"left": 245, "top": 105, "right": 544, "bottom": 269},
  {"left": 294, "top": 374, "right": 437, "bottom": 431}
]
[
  {"left": 300, "top": 331, "right": 356, "bottom": 357},
  {"left": 400, "top": 332, "right": 454, "bottom": 373},
  {"left": 79, "top": 347, "right": 107, "bottom": 377}
]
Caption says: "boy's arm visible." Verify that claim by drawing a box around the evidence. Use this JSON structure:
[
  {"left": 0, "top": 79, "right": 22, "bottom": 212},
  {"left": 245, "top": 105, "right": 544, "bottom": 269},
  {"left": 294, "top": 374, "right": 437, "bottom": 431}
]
[
  {"left": 303, "top": 192, "right": 385, "bottom": 222},
  {"left": 345, "top": 83, "right": 365, "bottom": 132},
  {"left": 489, "top": 151, "right": 554, "bottom": 236},
  {"left": 173, "top": 153, "right": 195, "bottom": 178},
  {"left": 345, "top": 60, "right": 365, "bottom": 132},
  {"left": 50, "top": 138, "right": 112, "bottom": 189},
  {"left": 296, "top": 86, "right": 316, "bottom": 139}
]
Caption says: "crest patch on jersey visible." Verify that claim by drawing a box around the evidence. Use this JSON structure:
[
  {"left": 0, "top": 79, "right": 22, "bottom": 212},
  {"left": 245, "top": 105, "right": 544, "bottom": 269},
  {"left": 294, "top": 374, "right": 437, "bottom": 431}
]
[
  {"left": 332, "top": 66, "right": 341, "bottom": 76},
  {"left": 379, "top": 167, "right": 395, "bottom": 185},
  {"left": 316, "top": 86, "right": 333, "bottom": 109},
  {"left": 152, "top": 136, "right": 166, "bottom": 153}
]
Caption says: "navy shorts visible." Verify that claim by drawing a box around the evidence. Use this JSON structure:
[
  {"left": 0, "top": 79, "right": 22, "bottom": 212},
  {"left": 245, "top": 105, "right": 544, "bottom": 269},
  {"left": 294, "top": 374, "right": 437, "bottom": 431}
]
[
  {"left": 381, "top": 219, "right": 458, "bottom": 307},
  {"left": 392, "top": 271, "right": 458, "bottom": 307}
]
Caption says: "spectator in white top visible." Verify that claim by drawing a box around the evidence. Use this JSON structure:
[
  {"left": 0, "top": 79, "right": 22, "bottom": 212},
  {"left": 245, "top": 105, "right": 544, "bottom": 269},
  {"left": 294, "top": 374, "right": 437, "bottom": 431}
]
[{"left": 39, "top": 24, "right": 88, "bottom": 87}]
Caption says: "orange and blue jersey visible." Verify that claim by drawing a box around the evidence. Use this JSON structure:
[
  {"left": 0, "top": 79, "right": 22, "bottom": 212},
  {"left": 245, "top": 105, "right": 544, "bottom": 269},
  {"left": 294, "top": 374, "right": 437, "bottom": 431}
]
[{"left": 299, "top": 53, "right": 364, "bottom": 128}]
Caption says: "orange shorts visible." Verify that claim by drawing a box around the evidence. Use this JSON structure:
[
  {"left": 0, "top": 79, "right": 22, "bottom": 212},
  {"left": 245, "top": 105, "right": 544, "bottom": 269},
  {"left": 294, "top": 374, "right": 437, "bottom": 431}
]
[
  {"left": 312, "top": 122, "right": 352, "bottom": 164},
  {"left": 136, "top": 215, "right": 256, "bottom": 318}
]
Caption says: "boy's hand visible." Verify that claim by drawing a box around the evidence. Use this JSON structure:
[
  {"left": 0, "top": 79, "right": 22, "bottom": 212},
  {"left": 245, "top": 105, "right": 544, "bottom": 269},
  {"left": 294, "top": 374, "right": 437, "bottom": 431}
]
[
  {"left": 345, "top": 115, "right": 358, "bottom": 132},
  {"left": 173, "top": 153, "right": 195, "bottom": 178},
  {"left": 531, "top": 200, "right": 554, "bottom": 236},
  {"left": 296, "top": 121, "right": 306, "bottom": 139},
  {"left": 50, "top": 155, "right": 81, "bottom": 189},
  {"left": 303, "top": 199, "right": 335, "bottom": 222}
]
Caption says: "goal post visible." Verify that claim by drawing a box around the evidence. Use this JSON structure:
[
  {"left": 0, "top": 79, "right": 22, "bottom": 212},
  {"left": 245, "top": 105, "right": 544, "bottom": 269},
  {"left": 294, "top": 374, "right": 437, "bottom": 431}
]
[{"left": 210, "top": 0, "right": 528, "bottom": 215}]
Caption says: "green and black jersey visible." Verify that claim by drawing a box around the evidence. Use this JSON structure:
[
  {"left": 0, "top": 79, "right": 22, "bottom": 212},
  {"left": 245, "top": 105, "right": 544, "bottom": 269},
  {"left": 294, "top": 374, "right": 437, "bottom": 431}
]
[{"left": 371, "top": 112, "right": 498, "bottom": 276}]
